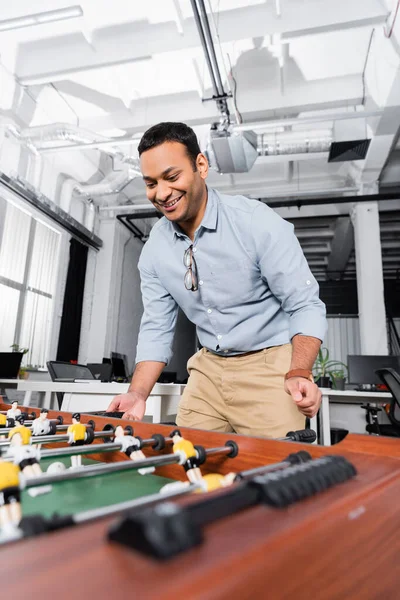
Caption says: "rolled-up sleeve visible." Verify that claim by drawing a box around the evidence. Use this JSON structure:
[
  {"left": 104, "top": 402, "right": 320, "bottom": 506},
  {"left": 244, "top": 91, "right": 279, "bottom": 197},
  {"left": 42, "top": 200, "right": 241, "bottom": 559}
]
[
  {"left": 136, "top": 249, "right": 178, "bottom": 364},
  {"left": 251, "top": 204, "right": 327, "bottom": 342}
]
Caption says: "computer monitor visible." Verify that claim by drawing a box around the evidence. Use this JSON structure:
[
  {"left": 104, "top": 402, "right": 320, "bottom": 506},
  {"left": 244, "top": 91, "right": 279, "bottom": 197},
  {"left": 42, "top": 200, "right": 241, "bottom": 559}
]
[
  {"left": 110, "top": 352, "right": 130, "bottom": 381},
  {"left": 0, "top": 352, "right": 23, "bottom": 378},
  {"left": 157, "top": 371, "right": 177, "bottom": 384},
  {"left": 347, "top": 355, "right": 400, "bottom": 385},
  {"left": 87, "top": 363, "right": 113, "bottom": 382}
]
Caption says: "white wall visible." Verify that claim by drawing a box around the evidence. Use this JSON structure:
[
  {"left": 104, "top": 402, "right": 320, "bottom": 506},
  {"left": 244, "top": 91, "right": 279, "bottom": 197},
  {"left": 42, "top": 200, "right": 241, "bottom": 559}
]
[
  {"left": 80, "top": 217, "right": 197, "bottom": 380},
  {"left": 115, "top": 234, "right": 144, "bottom": 372},
  {"left": 324, "top": 317, "right": 361, "bottom": 367}
]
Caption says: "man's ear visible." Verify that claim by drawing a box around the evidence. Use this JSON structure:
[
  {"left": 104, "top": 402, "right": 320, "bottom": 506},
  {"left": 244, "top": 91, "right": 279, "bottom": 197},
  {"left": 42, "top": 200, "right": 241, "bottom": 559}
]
[{"left": 196, "top": 153, "right": 209, "bottom": 179}]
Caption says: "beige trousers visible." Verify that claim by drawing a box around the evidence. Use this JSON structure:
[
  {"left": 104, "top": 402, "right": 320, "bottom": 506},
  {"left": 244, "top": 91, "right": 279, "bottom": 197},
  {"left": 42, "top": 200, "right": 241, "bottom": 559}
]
[{"left": 176, "top": 344, "right": 305, "bottom": 439}]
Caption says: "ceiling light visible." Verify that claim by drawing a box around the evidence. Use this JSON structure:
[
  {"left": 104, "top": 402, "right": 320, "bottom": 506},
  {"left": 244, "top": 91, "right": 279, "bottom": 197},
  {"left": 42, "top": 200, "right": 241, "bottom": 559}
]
[{"left": 0, "top": 5, "right": 83, "bottom": 32}]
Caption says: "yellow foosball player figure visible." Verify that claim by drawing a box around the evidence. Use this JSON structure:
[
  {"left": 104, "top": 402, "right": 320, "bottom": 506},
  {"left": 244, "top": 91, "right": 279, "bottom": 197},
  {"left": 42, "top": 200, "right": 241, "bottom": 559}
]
[
  {"left": 171, "top": 429, "right": 203, "bottom": 484},
  {"left": 0, "top": 414, "right": 14, "bottom": 429},
  {"left": 196, "top": 472, "right": 237, "bottom": 493},
  {"left": 0, "top": 448, "right": 21, "bottom": 537},
  {"left": 7, "top": 424, "right": 42, "bottom": 478},
  {"left": 160, "top": 471, "right": 237, "bottom": 495},
  {"left": 113, "top": 426, "right": 155, "bottom": 475},
  {"left": 67, "top": 413, "right": 89, "bottom": 468}
]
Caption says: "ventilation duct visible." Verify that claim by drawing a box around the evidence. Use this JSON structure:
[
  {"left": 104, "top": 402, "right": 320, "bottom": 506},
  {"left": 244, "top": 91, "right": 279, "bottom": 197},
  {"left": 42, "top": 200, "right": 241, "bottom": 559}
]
[
  {"left": 2, "top": 122, "right": 142, "bottom": 210},
  {"left": 328, "top": 139, "right": 371, "bottom": 162},
  {"left": 72, "top": 168, "right": 141, "bottom": 198},
  {"left": 258, "top": 130, "right": 332, "bottom": 156},
  {"left": 206, "top": 130, "right": 258, "bottom": 173},
  {"left": 207, "top": 128, "right": 333, "bottom": 173},
  {"left": 60, "top": 167, "right": 141, "bottom": 212},
  {"left": 3, "top": 122, "right": 139, "bottom": 167}
]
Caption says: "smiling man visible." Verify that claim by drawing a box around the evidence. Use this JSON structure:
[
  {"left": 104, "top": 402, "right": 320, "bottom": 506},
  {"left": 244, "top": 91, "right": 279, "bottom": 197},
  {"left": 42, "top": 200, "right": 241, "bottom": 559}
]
[{"left": 107, "top": 122, "right": 327, "bottom": 438}]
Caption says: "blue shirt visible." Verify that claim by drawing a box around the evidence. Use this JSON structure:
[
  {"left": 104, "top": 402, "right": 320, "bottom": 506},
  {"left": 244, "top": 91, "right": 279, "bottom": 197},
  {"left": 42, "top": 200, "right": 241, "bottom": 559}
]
[{"left": 136, "top": 188, "right": 326, "bottom": 364}]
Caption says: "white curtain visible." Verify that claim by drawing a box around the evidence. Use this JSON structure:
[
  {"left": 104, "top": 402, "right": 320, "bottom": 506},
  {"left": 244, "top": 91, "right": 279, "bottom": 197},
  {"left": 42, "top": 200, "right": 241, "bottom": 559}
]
[{"left": 0, "top": 196, "right": 60, "bottom": 368}]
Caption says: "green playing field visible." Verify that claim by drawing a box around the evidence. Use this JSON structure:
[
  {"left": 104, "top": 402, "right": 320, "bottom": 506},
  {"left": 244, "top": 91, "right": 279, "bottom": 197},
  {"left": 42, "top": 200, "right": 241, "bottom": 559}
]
[{"left": 21, "top": 456, "right": 175, "bottom": 518}]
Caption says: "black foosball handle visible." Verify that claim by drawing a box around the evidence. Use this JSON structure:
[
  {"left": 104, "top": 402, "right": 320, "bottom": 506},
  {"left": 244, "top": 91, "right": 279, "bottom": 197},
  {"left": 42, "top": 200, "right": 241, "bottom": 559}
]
[
  {"left": 283, "top": 429, "right": 317, "bottom": 444},
  {"left": 108, "top": 454, "right": 357, "bottom": 560}
]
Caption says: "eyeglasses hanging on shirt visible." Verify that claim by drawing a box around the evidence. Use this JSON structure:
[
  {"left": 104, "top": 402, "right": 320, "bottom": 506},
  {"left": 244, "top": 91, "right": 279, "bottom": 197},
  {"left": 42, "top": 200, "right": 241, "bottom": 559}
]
[{"left": 184, "top": 245, "right": 198, "bottom": 291}]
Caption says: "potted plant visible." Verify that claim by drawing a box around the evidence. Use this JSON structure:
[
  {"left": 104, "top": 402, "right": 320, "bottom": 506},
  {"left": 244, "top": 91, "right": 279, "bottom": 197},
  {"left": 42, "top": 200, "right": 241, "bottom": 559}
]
[
  {"left": 313, "top": 347, "right": 348, "bottom": 389},
  {"left": 330, "top": 369, "right": 346, "bottom": 391},
  {"left": 10, "top": 344, "right": 29, "bottom": 378}
]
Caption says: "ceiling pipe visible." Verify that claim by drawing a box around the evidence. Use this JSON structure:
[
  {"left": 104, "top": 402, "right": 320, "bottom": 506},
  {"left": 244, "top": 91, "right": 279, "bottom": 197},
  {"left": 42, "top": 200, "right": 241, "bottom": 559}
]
[
  {"left": 98, "top": 203, "right": 154, "bottom": 212},
  {"left": 260, "top": 191, "right": 400, "bottom": 208},
  {"left": 257, "top": 130, "right": 332, "bottom": 155},
  {"left": 3, "top": 122, "right": 140, "bottom": 167},
  {"left": 38, "top": 136, "right": 141, "bottom": 153},
  {"left": 233, "top": 110, "right": 384, "bottom": 132}
]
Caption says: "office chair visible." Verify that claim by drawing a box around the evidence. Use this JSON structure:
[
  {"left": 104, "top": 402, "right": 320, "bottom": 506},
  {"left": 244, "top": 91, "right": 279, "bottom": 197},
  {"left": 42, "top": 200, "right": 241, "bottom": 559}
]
[
  {"left": 47, "top": 361, "right": 95, "bottom": 409},
  {"left": 364, "top": 368, "right": 400, "bottom": 437}
]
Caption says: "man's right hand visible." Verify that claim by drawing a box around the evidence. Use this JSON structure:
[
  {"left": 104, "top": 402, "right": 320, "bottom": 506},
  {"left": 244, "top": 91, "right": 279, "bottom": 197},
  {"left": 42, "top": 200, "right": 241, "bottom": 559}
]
[{"left": 106, "top": 391, "right": 146, "bottom": 421}]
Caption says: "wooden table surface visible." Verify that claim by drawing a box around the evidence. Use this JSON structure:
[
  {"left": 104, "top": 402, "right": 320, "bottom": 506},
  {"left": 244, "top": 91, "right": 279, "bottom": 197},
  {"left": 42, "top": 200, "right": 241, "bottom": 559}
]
[{"left": 2, "top": 403, "right": 400, "bottom": 600}]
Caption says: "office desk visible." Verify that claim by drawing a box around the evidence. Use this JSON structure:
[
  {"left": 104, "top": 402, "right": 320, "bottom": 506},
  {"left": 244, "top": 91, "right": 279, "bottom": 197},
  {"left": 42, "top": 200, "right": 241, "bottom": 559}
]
[
  {"left": 311, "top": 388, "right": 393, "bottom": 446},
  {"left": 0, "top": 378, "right": 19, "bottom": 397},
  {"left": 16, "top": 381, "right": 184, "bottom": 423}
]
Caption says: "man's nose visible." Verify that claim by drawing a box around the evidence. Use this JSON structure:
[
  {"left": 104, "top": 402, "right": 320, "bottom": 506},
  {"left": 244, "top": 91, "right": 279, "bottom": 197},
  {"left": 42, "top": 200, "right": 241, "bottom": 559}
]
[{"left": 156, "top": 181, "right": 172, "bottom": 202}]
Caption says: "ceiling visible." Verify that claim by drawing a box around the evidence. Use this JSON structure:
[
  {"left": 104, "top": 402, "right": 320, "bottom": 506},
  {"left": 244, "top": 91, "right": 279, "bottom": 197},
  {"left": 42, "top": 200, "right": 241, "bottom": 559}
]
[{"left": 0, "top": 0, "right": 400, "bottom": 281}]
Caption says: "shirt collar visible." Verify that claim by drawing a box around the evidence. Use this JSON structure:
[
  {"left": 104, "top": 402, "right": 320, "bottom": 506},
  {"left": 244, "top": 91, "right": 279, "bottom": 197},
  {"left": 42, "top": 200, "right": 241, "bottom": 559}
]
[{"left": 172, "top": 187, "right": 218, "bottom": 241}]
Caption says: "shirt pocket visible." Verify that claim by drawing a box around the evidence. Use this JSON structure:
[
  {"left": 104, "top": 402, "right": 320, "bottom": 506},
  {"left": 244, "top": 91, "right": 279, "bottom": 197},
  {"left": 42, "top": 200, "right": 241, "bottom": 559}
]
[{"left": 209, "top": 258, "right": 257, "bottom": 306}]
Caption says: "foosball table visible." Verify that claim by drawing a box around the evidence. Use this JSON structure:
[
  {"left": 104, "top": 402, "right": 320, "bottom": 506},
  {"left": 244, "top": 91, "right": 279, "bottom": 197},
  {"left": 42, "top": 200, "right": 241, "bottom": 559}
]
[{"left": 1, "top": 401, "right": 400, "bottom": 599}]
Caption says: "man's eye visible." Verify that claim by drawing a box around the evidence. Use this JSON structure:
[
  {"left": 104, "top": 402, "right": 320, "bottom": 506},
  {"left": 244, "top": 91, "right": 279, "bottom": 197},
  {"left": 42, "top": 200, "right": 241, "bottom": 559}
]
[
  {"left": 146, "top": 183, "right": 156, "bottom": 189},
  {"left": 167, "top": 175, "right": 178, "bottom": 181}
]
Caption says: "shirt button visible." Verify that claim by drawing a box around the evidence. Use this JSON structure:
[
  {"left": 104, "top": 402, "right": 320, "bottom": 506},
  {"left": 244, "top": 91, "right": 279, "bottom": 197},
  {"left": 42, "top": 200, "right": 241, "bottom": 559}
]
[
  {"left": 199, "top": 280, "right": 204, "bottom": 286},
  {"left": 207, "top": 308, "right": 212, "bottom": 314},
  {"left": 193, "top": 247, "right": 197, "bottom": 253},
  {"left": 217, "top": 335, "right": 222, "bottom": 340},
  {"left": 224, "top": 349, "right": 229, "bottom": 353},
  {"left": 306, "top": 280, "right": 311, "bottom": 285}
]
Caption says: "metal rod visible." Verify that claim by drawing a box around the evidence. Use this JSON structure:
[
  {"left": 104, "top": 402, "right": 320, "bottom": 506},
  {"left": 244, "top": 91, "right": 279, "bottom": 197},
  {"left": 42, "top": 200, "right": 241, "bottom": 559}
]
[
  {"left": 197, "top": 0, "right": 225, "bottom": 96},
  {"left": 0, "top": 424, "right": 69, "bottom": 437},
  {"left": 23, "top": 443, "right": 235, "bottom": 488},
  {"left": 140, "top": 436, "right": 173, "bottom": 448},
  {"left": 202, "top": 446, "right": 232, "bottom": 457},
  {"left": 2, "top": 442, "right": 120, "bottom": 460},
  {"left": 238, "top": 459, "right": 295, "bottom": 480},
  {"left": 40, "top": 442, "right": 119, "bottom": 459},
  {"left": 24, "top": 453, "right": 182, "bottom": 487},
  {"left": 0, "top": 430, "right": 114, "bottom": 448},
  {"left": 74, "top": 483, "right": 201, "bottom": 524},
  {"left": 190, "top": 0, "right": 220, "bottom": 97}
]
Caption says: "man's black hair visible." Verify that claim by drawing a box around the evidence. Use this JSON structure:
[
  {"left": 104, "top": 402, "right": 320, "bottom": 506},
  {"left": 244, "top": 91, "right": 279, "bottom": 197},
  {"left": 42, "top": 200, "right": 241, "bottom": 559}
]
[{"left": 137, "top": 122, "right": 201, "bottom": 171}]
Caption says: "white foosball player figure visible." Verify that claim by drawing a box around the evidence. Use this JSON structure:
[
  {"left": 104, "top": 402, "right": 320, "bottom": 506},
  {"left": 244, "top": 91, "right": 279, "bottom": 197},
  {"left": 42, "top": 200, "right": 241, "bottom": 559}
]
[
  {"left": 113, "top": 426, "right": 155, "bottom": 475},
  {"left": 7, "top": 402, "right": 21, "bottom": 422},
  {"left": 31, "top": 409, "right": 53, "bottom": 437}
]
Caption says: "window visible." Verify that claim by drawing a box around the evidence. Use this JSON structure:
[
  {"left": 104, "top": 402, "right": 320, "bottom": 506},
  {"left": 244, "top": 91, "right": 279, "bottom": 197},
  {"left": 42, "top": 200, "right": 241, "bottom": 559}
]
[{"left": 0, "top": 196, "right": 60, "bottom": 368}]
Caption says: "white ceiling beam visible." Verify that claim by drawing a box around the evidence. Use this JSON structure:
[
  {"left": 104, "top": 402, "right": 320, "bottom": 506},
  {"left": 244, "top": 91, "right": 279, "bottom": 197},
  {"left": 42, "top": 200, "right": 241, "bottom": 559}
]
[
  {"left": 76, "top": 74, "right": 363, "bottom": 133},
  {"left": 15, "top": 0, "right": 387, "bottom": 83}
]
